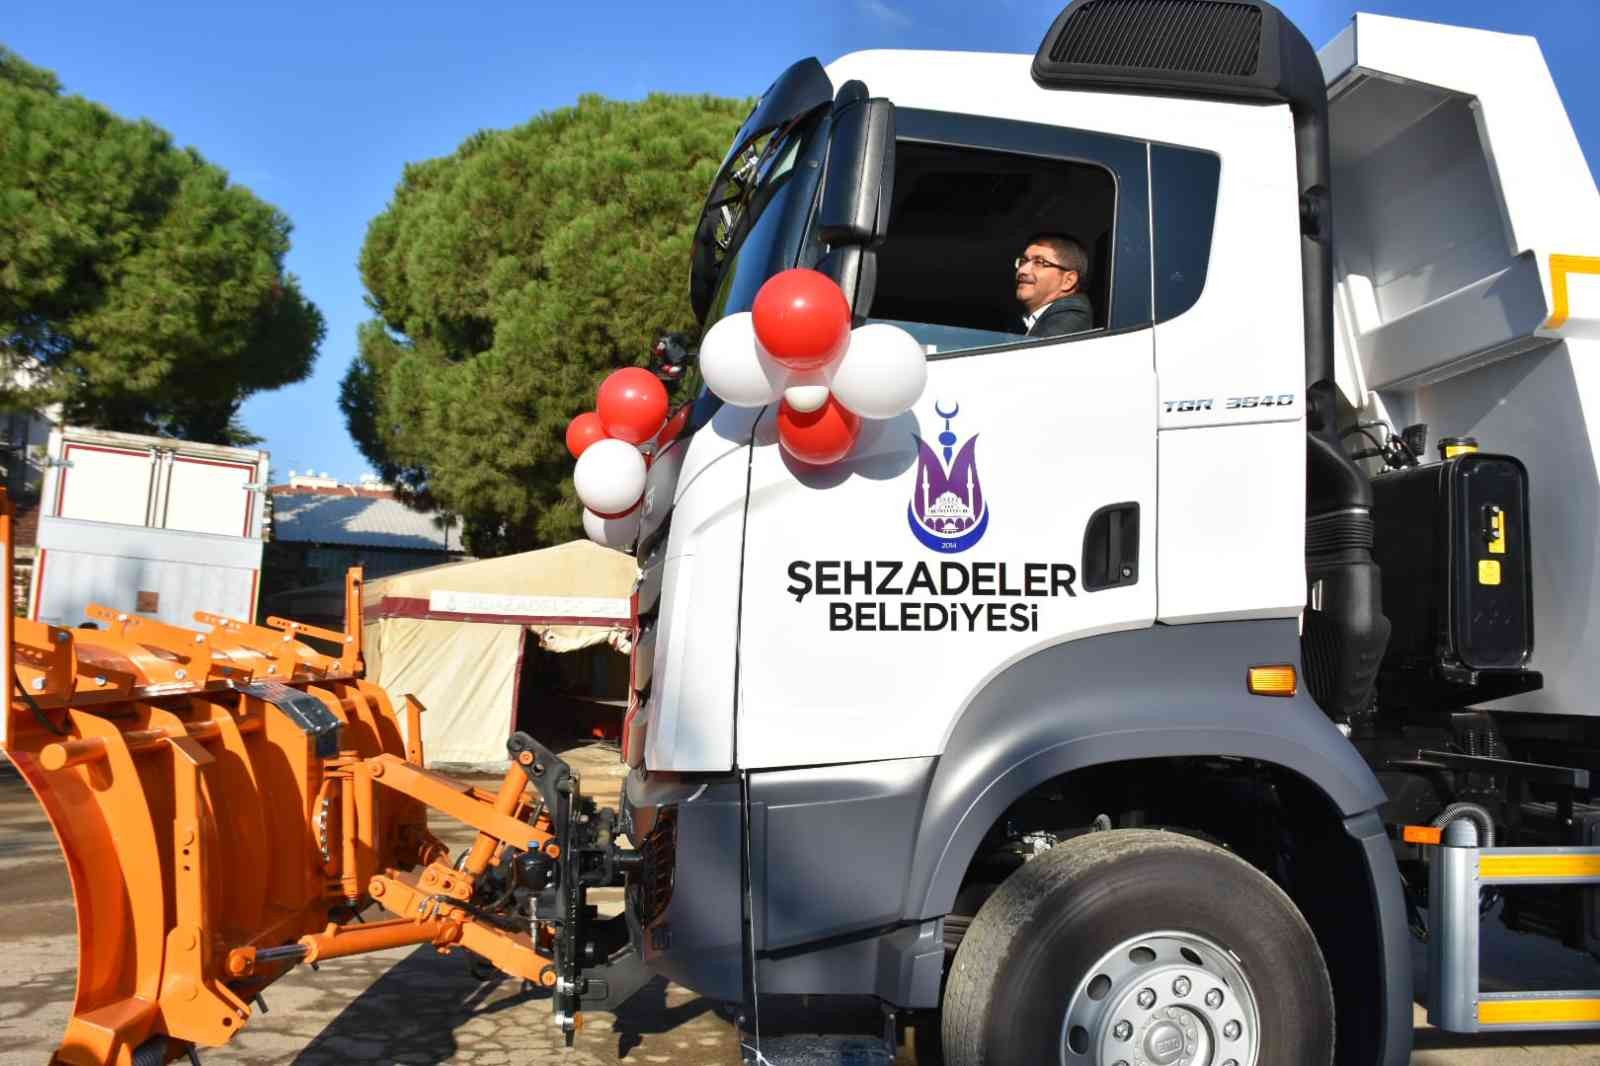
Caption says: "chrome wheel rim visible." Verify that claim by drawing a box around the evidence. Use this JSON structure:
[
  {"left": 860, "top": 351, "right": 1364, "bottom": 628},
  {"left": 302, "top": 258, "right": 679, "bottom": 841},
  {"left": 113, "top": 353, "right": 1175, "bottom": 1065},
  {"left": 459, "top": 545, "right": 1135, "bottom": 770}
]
[{"left": 1059, "top": 930, "right": 1261, "bottom": 1066}]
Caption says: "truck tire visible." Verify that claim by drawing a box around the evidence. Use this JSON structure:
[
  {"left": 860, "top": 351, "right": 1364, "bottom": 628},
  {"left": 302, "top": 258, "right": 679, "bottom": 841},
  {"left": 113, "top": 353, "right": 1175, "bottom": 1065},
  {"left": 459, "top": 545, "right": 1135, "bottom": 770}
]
[{"left": 941, "top": 829, "right": 1333, "bottom": 1066}]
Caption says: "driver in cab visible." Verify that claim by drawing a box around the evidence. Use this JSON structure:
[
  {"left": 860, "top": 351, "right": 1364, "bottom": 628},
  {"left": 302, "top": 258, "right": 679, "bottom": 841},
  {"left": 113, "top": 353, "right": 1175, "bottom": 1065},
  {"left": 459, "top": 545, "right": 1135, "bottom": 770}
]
[{"left": 1015, "top": 233, "right": 1093, "bottom": 339}]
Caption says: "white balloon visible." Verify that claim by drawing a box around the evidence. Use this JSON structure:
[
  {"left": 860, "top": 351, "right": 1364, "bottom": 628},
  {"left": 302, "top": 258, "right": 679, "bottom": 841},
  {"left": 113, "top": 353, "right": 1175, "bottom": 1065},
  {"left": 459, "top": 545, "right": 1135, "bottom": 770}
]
[
  {"left": 699, "top": 311, "right": 787, "bottom": 407},
  {"left": 783, "top": 379, "right": 830, "bottom": 413},
  {"left": 827, "top": 323, "right": 928, "bottom": 420},
  {"left": 583, "top": 506, "right": 641, "bottom": 549},
  {"left": 574, "top": 438, "right": 647, "bottom": 516}
]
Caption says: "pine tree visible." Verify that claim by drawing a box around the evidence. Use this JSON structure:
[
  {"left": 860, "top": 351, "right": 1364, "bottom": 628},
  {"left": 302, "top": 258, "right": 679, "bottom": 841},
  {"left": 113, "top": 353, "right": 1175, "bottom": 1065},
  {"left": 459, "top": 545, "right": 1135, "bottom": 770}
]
[{"left": 344, "top": 93, "right": 747, "bottom": 554}]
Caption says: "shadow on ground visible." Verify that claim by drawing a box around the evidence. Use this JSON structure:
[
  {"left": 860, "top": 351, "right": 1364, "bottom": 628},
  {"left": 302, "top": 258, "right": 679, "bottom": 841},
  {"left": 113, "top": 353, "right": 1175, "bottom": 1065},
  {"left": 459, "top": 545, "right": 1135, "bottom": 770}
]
[{"left": 290, "top": 943, "right": 736, "bottom": 1065}]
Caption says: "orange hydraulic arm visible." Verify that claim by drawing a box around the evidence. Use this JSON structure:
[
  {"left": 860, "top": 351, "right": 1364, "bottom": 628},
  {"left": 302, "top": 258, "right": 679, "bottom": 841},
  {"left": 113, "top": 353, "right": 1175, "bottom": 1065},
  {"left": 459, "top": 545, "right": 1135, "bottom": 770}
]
[{"left": 0, "top": 490, "right": 605, "bottom": 1066}]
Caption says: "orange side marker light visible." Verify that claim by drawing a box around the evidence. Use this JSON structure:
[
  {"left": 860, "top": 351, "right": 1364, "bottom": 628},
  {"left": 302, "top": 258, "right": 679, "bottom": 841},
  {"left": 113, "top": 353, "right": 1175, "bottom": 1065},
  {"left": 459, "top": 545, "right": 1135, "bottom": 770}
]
[
  {"left": 1403, "top": 825, "right": 1443, "bottom": 846},
  {"left": 1247, "top": 665, "right": 1297, "bottom": 697}
]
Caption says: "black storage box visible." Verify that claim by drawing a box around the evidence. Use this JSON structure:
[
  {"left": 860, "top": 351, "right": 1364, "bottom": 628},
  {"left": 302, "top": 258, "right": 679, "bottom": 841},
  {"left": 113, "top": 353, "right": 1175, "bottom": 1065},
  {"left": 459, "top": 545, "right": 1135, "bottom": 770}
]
[{"left": 1370, "top": 453, "right": 1532, "bottom": 673}]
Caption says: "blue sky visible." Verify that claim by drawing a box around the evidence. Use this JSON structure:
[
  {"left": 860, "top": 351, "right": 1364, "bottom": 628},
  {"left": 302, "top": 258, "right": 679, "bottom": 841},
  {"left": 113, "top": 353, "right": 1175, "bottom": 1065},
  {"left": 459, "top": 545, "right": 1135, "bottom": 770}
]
[{"left": 7, "top": 1, "right": 1596, "bottom": 482}]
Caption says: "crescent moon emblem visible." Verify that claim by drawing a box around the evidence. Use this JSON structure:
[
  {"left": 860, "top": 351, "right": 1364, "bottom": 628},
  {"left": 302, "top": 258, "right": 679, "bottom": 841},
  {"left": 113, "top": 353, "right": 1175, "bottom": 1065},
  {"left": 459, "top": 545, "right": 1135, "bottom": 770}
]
[{"left": 933, "top": 400, "right": 960, "bottom": 420}]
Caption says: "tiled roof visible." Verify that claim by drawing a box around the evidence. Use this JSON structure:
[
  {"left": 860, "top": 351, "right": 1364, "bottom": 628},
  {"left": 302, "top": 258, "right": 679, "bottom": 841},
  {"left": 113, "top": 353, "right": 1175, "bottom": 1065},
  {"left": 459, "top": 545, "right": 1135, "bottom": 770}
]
[
  {"left": 270, "top": 493, "right": 464, "bottom": 551},
  {"left": 269, "top": 484, "right": 393, "bottom": 498}
]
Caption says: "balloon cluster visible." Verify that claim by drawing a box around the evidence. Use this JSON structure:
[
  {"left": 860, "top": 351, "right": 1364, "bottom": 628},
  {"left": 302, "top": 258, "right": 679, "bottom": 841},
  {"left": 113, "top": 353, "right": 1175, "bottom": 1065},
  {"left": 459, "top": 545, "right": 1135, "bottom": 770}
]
[
  {"left": 700, "top": 269, "right": 926, "bottom": 464},
  {"left": 567, "top": 367, "right": 679, "bottom": 549},
  {"left": 565, "top": 271, "right": 924, "bottom": 547}
]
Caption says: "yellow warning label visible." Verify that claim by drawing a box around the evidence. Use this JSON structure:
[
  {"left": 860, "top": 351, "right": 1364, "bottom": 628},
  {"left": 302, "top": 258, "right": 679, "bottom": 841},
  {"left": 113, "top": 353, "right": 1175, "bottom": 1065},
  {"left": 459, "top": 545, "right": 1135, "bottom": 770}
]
[
  {"left": 1479, "top": 559, "right": 1502, "bottom": 586},
  {"left": 1480, "top": 996, "right": 1600, "bottom": 1025}
]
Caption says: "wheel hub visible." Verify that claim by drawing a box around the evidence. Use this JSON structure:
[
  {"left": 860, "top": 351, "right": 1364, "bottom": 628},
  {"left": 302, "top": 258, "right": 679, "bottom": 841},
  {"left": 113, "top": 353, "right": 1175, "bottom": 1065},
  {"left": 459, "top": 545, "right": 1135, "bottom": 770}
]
[
  {"left": 1060, "top": 931, "right": 1261, "bottom": 1066},
  {"left": 1142, "top": 1015, "right": 1189, "bottom": 1063}
]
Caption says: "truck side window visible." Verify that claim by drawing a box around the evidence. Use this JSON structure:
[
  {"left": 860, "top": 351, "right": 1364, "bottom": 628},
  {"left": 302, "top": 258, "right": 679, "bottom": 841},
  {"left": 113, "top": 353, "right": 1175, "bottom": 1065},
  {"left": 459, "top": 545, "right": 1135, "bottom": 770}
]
[
  {"left": 858, "top": 109, "right": 1151, "bottom": 357},
  {"left": 1152, "top": 145, "right": 1222, "bottom": 323}
]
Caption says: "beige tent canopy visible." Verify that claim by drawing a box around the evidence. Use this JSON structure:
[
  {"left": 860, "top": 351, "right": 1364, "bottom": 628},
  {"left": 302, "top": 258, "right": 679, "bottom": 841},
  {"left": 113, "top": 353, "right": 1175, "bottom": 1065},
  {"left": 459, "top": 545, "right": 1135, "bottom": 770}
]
[{"left": 363, "top": 540, "right": 638, "bottom": 768}]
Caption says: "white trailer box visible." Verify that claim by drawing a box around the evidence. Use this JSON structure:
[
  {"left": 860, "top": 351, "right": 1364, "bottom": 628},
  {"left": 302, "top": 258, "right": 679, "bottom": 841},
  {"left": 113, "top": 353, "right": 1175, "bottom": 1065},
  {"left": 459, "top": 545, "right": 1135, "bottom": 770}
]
[{"left": 30, "top": 427, "right": 268, "bottom": 628}]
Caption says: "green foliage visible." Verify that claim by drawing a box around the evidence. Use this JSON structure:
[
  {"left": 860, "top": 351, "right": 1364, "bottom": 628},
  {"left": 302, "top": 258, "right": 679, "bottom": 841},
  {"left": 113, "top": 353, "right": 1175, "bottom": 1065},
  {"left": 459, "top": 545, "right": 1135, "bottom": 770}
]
[
  {"left": 0, "top": 46, "right": 323, "bottom": 444},
  {"left": 344, "top": 93, "right": 747, "bottom": 555},
  {"left": 0, "top": 47, "right": 60, "bottom": 95}
]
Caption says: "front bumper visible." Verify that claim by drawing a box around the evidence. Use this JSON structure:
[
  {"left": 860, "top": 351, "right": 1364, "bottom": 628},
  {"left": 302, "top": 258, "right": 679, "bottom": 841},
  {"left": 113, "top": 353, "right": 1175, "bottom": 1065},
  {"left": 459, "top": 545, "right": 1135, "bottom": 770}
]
[
  {"left": 620, "top": 758, "right": 948, "bottom": 1009},
  {"left": 623, "top": 766, "right": 746, "bottom": 1002}
]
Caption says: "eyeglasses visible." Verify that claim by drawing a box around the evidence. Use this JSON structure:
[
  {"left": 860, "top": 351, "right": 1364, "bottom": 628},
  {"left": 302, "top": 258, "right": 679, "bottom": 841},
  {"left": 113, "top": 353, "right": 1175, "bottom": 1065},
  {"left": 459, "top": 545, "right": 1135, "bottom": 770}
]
[{"left": 1014, "top": 255, "right": 1069, "bottom": 272}]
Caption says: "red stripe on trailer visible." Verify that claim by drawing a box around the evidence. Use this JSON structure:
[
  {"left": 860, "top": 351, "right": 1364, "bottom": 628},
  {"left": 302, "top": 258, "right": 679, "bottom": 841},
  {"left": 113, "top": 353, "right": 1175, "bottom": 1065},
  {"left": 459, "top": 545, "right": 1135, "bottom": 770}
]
[
  {"left": 370, "top": 595, "right": 626, "bottom": 629},
  {"left": 30, "top": 548, "right": 45, "bottom": 621}
]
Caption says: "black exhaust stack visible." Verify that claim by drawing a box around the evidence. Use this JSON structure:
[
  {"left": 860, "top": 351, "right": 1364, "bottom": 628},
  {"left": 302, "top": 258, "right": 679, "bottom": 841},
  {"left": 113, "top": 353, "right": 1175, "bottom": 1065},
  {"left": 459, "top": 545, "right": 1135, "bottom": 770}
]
[{"left": 1033, "top": 0, "right": 1387, "bottom": 722}]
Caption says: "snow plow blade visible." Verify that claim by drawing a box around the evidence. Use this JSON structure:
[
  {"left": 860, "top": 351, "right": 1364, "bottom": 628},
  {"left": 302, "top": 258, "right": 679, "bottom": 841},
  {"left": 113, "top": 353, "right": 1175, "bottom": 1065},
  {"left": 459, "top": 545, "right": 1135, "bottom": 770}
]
[{"left": 0, "top": 490, "right": 643, "bottom": 1064}]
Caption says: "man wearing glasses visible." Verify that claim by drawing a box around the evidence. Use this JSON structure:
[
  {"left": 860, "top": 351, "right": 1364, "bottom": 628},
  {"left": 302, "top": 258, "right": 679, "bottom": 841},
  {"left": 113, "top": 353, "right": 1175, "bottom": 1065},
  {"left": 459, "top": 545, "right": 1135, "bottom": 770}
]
[{"left": 1015, "top": 233, "right": 1093, "bottom": 339}]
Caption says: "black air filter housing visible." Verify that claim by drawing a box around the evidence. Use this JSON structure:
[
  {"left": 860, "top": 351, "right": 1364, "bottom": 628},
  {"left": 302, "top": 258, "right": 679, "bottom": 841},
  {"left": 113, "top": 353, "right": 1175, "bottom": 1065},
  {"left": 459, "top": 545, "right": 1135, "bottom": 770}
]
[
  {"left": 1371, "top": 454, "right": 1533, "bottom": 673},
  {"left": 1033, "top": 0, "right": 1320, "bottom": 106}
]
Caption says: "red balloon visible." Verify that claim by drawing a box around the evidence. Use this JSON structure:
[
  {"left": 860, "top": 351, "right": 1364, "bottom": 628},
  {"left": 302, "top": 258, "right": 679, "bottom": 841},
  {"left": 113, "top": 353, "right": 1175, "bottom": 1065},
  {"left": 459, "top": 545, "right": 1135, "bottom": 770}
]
[
  {"left": 777, "top": 395, "right": 861, "bottom": 466},
  {"left": 597, "top": 367, "right": 669, "bottom": 445},
  {"left": 565, "top": 411, "right": 608, "bottom": 459},
  {"left": 752, "top": 268, "right": 851, "bottom": 371}
]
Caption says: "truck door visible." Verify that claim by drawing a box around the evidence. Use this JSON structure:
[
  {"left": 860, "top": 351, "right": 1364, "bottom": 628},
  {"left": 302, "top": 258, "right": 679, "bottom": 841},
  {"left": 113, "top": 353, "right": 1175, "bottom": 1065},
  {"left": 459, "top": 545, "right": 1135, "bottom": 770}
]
[{"left": 736, "top": 109, "right": 1156, "bottom": 769}]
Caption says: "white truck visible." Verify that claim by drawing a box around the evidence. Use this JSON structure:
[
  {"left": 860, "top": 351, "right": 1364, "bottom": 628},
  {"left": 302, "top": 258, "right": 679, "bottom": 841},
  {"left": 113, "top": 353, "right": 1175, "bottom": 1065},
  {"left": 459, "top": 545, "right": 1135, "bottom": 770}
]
[
  {"left": 13, "top": 4, "right": 1600, "bottom": 1065},
  {"left": 579, "top": 3, "right": 1600, "bottom": 1064},
  {"left": 30, "top": 426, "right": 268, "bottom": 629}
]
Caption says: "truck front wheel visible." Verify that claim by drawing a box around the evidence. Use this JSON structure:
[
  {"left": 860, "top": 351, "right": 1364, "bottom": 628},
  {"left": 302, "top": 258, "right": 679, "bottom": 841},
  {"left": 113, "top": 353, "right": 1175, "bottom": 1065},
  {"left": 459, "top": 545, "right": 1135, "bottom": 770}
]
[{"left": 941, "top": 829, "right": 1334, "bottom": 1066}]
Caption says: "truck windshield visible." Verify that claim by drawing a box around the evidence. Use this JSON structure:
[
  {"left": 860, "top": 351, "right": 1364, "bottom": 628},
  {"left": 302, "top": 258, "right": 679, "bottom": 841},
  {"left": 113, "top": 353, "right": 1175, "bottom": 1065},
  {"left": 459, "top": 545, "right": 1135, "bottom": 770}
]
[{"left": 702, "top": 110, "right": 829, "bottom": 325}]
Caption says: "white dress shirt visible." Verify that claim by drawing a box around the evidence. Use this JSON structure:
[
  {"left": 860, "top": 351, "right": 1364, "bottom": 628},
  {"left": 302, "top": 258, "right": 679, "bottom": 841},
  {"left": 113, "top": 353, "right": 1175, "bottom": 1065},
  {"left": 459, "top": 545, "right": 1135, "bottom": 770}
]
[{"left": 1022, "top": 297, "right": 1062, "bottom": 333}]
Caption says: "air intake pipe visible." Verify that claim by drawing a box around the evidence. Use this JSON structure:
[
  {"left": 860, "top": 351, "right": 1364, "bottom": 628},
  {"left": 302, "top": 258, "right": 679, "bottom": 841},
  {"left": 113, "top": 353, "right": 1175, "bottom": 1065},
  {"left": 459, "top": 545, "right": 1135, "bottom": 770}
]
[{"left": 1033, "top": 0, "right": 1386, "bottom": 718}]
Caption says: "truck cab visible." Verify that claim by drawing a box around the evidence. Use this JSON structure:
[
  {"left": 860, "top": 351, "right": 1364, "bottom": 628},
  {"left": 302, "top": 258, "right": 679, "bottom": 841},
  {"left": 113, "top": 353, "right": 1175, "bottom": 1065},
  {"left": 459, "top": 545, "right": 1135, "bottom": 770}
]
[
  {"left": 626, "top": 4, "right": 1405, "bottom": 1063},
  {"left": 619, "top": 1, "right": 1600, "bottom": 1063}
]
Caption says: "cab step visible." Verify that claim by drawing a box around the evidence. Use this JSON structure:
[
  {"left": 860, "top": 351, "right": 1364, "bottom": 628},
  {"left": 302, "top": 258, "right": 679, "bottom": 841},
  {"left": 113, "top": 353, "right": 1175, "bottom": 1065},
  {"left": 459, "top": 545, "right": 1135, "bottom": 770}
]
[{"left": 744, "top": 1035, "right": 897, "bottom": 1065}]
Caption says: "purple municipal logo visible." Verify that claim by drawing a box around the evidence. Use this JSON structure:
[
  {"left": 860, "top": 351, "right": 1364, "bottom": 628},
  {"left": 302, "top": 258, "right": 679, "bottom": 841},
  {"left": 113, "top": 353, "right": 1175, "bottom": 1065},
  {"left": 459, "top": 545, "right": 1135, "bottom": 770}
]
[{"left": 908, "top": 401, "right": 989, "bottom": 554}]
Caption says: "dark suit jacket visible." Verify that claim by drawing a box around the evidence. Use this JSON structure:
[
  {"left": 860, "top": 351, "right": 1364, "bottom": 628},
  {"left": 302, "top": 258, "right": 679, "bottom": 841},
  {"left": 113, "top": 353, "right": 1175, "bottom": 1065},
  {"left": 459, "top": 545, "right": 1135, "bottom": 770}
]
[{"left": 1025, "top": 293, "right": 1094, "bottom": 339}]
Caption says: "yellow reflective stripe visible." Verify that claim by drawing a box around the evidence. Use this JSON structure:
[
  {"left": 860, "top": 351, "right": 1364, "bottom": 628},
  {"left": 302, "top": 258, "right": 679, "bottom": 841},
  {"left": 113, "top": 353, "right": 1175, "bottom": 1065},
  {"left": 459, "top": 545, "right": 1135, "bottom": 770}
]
[
  {"left": 1479, "top": 997, "right": 1600, "bottom": 1026},
  {"left": 1542, "top": 253, "right": 1600, "bottom": 331},
  {"left": 1479, "top": 853, "right": 1600, "bottom": 880}
]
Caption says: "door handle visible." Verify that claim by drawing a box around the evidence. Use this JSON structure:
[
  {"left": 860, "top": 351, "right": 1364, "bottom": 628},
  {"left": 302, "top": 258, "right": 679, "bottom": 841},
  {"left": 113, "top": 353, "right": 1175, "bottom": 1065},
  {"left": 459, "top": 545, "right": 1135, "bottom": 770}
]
[{"left": 1083, "top": 502, "right": 1140, "bottom": 591}]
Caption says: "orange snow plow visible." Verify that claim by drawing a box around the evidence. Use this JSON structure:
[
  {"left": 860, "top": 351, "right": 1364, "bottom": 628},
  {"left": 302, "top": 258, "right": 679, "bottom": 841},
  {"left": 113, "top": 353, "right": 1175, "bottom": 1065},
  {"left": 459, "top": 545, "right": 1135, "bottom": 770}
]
[{"left": 0, "top": 490, "right": 645, "bottom": 1064}]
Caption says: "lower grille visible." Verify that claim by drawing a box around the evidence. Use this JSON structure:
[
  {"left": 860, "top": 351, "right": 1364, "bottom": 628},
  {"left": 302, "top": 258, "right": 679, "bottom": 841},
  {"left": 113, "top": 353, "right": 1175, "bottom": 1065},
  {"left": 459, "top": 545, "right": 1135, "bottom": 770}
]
[{"left": 635, "top": 805, "right": 678, "bottom": 924}]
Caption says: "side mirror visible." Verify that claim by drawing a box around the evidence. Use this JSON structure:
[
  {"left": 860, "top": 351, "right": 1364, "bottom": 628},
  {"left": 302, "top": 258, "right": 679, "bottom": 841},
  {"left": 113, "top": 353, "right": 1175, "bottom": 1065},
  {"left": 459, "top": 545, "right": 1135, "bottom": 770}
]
[
  {"left": 816, "top": 81, "right": 895, "bottom": 322},
  {"left": 651, "top": 333, "right": 693, "bottom": 383},
  {"left": 817, "top": 82, "right": 895, "bottom": 246}
]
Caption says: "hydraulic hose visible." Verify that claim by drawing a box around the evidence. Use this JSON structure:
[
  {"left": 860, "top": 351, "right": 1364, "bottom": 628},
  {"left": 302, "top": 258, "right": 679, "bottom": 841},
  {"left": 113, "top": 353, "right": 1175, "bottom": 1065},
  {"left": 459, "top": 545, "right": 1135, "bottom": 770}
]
[{"left": 1432, "top": 801, "right": 1496, "bottom": 849}]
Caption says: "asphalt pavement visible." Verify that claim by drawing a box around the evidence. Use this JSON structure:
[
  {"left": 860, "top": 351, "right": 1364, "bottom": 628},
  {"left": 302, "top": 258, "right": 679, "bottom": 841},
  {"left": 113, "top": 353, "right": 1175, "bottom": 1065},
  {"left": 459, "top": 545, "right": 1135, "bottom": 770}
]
[{"left": 5, "top": 754, "right": 1600, "bottom": 1065}]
